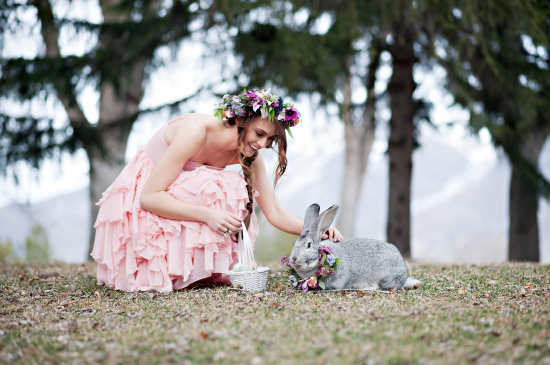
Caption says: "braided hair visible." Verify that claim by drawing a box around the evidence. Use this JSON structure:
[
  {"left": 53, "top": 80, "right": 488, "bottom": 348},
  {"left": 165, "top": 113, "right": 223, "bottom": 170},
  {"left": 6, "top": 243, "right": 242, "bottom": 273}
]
[{"left": 223, "top": 115, "right": 288, "bottom": 227}]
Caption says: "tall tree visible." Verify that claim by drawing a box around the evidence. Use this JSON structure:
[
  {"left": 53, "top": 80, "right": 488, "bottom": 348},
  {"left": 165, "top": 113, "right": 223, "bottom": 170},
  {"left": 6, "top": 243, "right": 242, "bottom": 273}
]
[
  {"left": 438, "top": 0, "right": 550, "bottom": 261},
  {"left": 231, "top": 0, "right": 382, "bottom": 237},
  {"left": 0, "top": 0, "right": 218, "bottom": 256},
  {"left": 377, "top": 0, "right": 445, "bottom": 256},
  {"left": 383, "top": 1, "right": 418, "bottom": 256}
]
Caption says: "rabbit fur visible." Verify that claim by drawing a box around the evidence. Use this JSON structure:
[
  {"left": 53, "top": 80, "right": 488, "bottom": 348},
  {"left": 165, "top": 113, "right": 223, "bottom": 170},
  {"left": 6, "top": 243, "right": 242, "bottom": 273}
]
[{"left": 288, "top": 204, "right": 421, "bottom": 291}]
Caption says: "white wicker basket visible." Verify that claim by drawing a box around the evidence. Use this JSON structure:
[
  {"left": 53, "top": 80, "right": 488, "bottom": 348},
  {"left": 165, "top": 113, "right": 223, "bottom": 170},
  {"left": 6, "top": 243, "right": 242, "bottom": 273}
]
[
  {"left": 226, "top": 221, "right": 270, "bottom": 292},
  {"left": 227, "top": 266, "right": 270, "bottom": 292}
]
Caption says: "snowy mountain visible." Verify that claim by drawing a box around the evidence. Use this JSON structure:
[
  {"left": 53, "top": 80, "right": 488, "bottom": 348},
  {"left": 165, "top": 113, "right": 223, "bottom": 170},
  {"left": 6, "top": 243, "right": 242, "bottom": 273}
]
[{"left": 1, "top": 126, "right": 548, "bottom": 264}]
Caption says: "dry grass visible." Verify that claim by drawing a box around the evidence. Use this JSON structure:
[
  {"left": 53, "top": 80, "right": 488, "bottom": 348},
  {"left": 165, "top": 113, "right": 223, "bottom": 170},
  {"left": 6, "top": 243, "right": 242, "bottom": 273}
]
[{"left": 1, "top": 262, "right": 549, "bottom": 365}]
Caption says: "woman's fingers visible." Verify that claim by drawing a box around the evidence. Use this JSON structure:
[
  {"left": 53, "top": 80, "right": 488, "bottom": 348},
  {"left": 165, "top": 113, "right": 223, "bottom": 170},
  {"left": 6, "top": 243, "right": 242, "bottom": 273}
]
[
  {"left": 324, "top": 227, "right": 343, "bottom": 242},
  {"left": 219, "top": 214, "right": 243, "bottom": 236},
  {"left": 207, "top": 209, "right": 246, "bottom": 236}
]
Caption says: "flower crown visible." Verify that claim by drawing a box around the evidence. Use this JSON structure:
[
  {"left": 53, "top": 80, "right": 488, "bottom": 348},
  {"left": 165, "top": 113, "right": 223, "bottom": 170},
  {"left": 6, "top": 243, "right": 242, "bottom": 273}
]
[{"left": 214, "top": 89, "right": 301, "bottom": 135}]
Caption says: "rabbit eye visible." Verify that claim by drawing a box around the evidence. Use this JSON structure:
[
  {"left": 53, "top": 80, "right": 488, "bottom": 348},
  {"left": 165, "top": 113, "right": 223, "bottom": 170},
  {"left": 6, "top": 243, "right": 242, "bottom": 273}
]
[{"left": 307, "top": 242, "right": 311, "bottom": 249}]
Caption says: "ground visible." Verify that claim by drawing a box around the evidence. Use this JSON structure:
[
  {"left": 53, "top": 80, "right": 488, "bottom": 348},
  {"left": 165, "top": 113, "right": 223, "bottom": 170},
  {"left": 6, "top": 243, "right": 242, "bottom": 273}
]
[{"left": 1, "top": 262, "right": 549, "bottom": 364}]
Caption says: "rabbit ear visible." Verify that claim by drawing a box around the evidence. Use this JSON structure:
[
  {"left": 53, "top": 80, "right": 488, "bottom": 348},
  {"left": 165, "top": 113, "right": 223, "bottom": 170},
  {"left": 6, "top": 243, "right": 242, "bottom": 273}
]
[
  {"left": 314, "top": 205, "right": 339, "bottom": 238},
  {"left": 302, "top": 204, "right": 320, "bottom": 234}
]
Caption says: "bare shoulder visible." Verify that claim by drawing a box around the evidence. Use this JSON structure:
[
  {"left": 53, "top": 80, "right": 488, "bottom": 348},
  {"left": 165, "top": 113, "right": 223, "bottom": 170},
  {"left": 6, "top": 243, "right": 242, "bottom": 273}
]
[{"left": 165, "top": 113, "right": 216, "bottom": 146}]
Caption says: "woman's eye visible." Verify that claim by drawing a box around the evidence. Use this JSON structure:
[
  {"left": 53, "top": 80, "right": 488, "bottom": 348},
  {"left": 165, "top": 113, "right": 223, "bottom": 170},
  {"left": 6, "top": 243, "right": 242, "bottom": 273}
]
[{"left": 256, "top": 131, "right": 263, "bottom": 137}]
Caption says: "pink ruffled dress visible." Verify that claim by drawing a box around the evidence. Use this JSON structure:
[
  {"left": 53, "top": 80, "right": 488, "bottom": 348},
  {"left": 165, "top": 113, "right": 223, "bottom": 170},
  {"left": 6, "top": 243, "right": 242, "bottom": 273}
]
[{"left": 91, "top": 118, "right": 258, "bottom": 292}]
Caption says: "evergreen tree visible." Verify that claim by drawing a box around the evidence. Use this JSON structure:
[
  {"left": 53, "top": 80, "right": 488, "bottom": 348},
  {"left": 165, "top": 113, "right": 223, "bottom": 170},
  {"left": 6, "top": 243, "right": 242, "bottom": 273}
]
[
  {"left": 380, "top": 0, "right": 452, "bottom": 256},
  {"left": 438, "top": 0, "right": 550, "bottom": 261},
  {"left": 25, "top": 224, "right": 52, "bottom": 263},
  {"left": 0, "top": 0, "right": 226, "bottom": 256}
]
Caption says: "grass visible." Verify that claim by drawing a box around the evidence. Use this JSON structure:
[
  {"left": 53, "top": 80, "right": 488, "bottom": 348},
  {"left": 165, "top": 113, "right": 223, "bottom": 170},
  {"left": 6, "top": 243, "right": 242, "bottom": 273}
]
[{"left": 1, "top": 262, "right": 549, "bottom": 364}]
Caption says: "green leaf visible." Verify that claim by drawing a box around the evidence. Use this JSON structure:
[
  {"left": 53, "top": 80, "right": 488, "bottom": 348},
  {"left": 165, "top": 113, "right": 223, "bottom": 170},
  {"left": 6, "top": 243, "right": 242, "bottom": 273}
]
[
  {"left": 286, "top": 127, "right": 294, "bottom": 139},
  {"left": 321, "top": 252, "right": 327, "bottom": 266},
  {"left": 333, "top": 258, "right": 342, "bottom": 270},
  {"left": 319, "top": 281, "right": 326, "bottom": 290}
]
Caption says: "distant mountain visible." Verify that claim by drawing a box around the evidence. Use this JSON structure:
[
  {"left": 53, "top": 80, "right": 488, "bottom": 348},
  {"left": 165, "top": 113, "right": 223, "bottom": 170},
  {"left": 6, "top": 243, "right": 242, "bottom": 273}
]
[
  {"left": 1, "top": 129, "right": 548, "bottom": 264},
  {"left": 0, "top": 189, "right": 90, "bottom": 263}
]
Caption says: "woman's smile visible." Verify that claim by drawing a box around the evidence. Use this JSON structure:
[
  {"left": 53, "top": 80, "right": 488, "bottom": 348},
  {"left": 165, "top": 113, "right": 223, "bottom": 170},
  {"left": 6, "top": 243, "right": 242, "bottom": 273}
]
[{"left": 242, "top": 118, "right": 277, "bottom": 156}]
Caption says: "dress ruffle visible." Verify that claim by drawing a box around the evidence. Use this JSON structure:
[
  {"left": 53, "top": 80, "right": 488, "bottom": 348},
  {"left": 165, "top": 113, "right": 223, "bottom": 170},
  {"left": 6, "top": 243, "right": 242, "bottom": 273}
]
[{"left": 91, "top": 148, "right": 258, "bottom": 292}]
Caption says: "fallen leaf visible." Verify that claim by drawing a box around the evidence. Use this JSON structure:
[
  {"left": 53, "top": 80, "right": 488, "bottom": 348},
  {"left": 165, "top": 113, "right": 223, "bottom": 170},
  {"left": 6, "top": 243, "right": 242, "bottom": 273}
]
[
  {"left": 38, "top": 272, "right": 60, "bottom": 279},
  {"left": 269, "top": 302, "right": 283, "bottom": 310},
  {"left": 356, "top": 290, "right": 367, "bottom": 297},
  {"left": 68, "top": 319, "right": 79, "bottom": 333},
  {"left": 458, "top": 288, "right": 467, "bottom": 295},
  {"left": 199, "top": 331, "right": 209, "bottom": 340}
]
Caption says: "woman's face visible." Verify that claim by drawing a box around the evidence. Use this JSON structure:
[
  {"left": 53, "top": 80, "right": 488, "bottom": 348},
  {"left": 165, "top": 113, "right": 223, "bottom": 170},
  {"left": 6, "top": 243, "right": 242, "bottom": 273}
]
[{"left": 242, "top": 118, "right": 278, "bottom": 157}]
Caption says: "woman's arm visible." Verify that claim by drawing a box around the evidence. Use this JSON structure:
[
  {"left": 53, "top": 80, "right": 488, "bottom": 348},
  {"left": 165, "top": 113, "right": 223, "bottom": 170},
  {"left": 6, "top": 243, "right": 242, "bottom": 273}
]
[
  {"left": 252, "top": 153, "right": 343, "bottom": 241},
  {"left": 139, "top": 120, "right": 242, "bottom": 235}
]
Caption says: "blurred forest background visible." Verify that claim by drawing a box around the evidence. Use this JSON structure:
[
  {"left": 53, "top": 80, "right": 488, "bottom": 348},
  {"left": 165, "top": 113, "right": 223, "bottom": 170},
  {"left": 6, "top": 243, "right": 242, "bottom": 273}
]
[{"left": 0, "top": 0, "right": 549, "bottom": 264}]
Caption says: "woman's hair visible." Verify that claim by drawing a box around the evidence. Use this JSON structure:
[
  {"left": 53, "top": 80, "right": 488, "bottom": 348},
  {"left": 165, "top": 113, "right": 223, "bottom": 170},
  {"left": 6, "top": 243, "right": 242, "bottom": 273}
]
[{"left": 224, "top": 115, "right": 288, "bottom": 221}]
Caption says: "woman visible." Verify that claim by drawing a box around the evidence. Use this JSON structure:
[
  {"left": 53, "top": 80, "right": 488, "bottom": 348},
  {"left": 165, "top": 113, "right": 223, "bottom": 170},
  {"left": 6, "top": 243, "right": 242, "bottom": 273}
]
[{"left": 91, "top": 89, "right": 342, "bottom": 292}]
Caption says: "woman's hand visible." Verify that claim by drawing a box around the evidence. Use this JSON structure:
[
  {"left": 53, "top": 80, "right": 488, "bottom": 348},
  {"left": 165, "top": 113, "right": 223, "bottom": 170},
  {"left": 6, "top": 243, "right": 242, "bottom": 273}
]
[
  {"left": 323, "top": 227, "right": 343, "bottom": 242},
  {"left": 204, "top": 209, "right": 243, "bottom": 237}
]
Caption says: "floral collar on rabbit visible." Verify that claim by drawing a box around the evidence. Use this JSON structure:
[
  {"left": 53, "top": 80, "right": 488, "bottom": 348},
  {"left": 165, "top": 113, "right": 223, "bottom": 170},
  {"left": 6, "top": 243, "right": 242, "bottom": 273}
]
[{"left": 281, "top": 245, "right": 342, "bottom": 291}]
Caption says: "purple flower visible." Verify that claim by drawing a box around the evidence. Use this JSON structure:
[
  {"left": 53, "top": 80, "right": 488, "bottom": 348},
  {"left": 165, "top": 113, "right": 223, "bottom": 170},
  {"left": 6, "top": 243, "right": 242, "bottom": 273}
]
[
  {"left": 284, "top": 107, "right": 298, "bottom": 121},
  {"left": 245, "top": 90, "right": 264, "bottom": 112}
]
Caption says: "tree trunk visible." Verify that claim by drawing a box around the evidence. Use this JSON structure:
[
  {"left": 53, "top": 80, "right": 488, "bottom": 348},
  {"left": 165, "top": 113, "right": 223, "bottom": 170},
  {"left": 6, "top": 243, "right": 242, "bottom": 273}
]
[
  {"left": 386, "top": 27, "right": 417, "bottom": 257},
  {"left": 338, "top": 123, "right": 375, "bottom": 236},
  {"left": 336, "top": 54, "right": 376, "bottom": 237},
  {"left": 508, "top": 132, "right": 548, "bottom": 261},
  {"left": 85, "top": 122, "right": 133, "bottom": 258},
  {"left": 80, "top": 0, "right": 150, "bottom": 258}
]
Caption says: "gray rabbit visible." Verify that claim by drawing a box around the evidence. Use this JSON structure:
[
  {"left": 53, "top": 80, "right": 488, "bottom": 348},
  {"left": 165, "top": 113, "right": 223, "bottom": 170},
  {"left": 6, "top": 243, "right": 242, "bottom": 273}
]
[{"left": 288, "top": 203, "right": 421, "bottom": 291}]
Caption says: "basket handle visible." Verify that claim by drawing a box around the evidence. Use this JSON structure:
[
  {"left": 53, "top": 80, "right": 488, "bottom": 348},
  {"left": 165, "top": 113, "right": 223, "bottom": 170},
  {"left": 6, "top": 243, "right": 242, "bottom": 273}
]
[{"left": 238, "top": 221, "right": 257, "bottom": 270}]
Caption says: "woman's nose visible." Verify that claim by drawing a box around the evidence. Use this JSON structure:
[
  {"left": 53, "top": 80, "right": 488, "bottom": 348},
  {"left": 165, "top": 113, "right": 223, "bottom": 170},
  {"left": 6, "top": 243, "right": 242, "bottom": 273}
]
[{"left": 258, "top": 137, "right": 269, "bottom": 148}]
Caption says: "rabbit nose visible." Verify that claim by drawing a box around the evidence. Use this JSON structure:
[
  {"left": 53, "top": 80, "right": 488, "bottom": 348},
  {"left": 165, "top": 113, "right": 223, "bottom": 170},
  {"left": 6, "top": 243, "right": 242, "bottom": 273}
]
[{"left": 290, "top": 255, "right": 297, "bottom": 263}]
